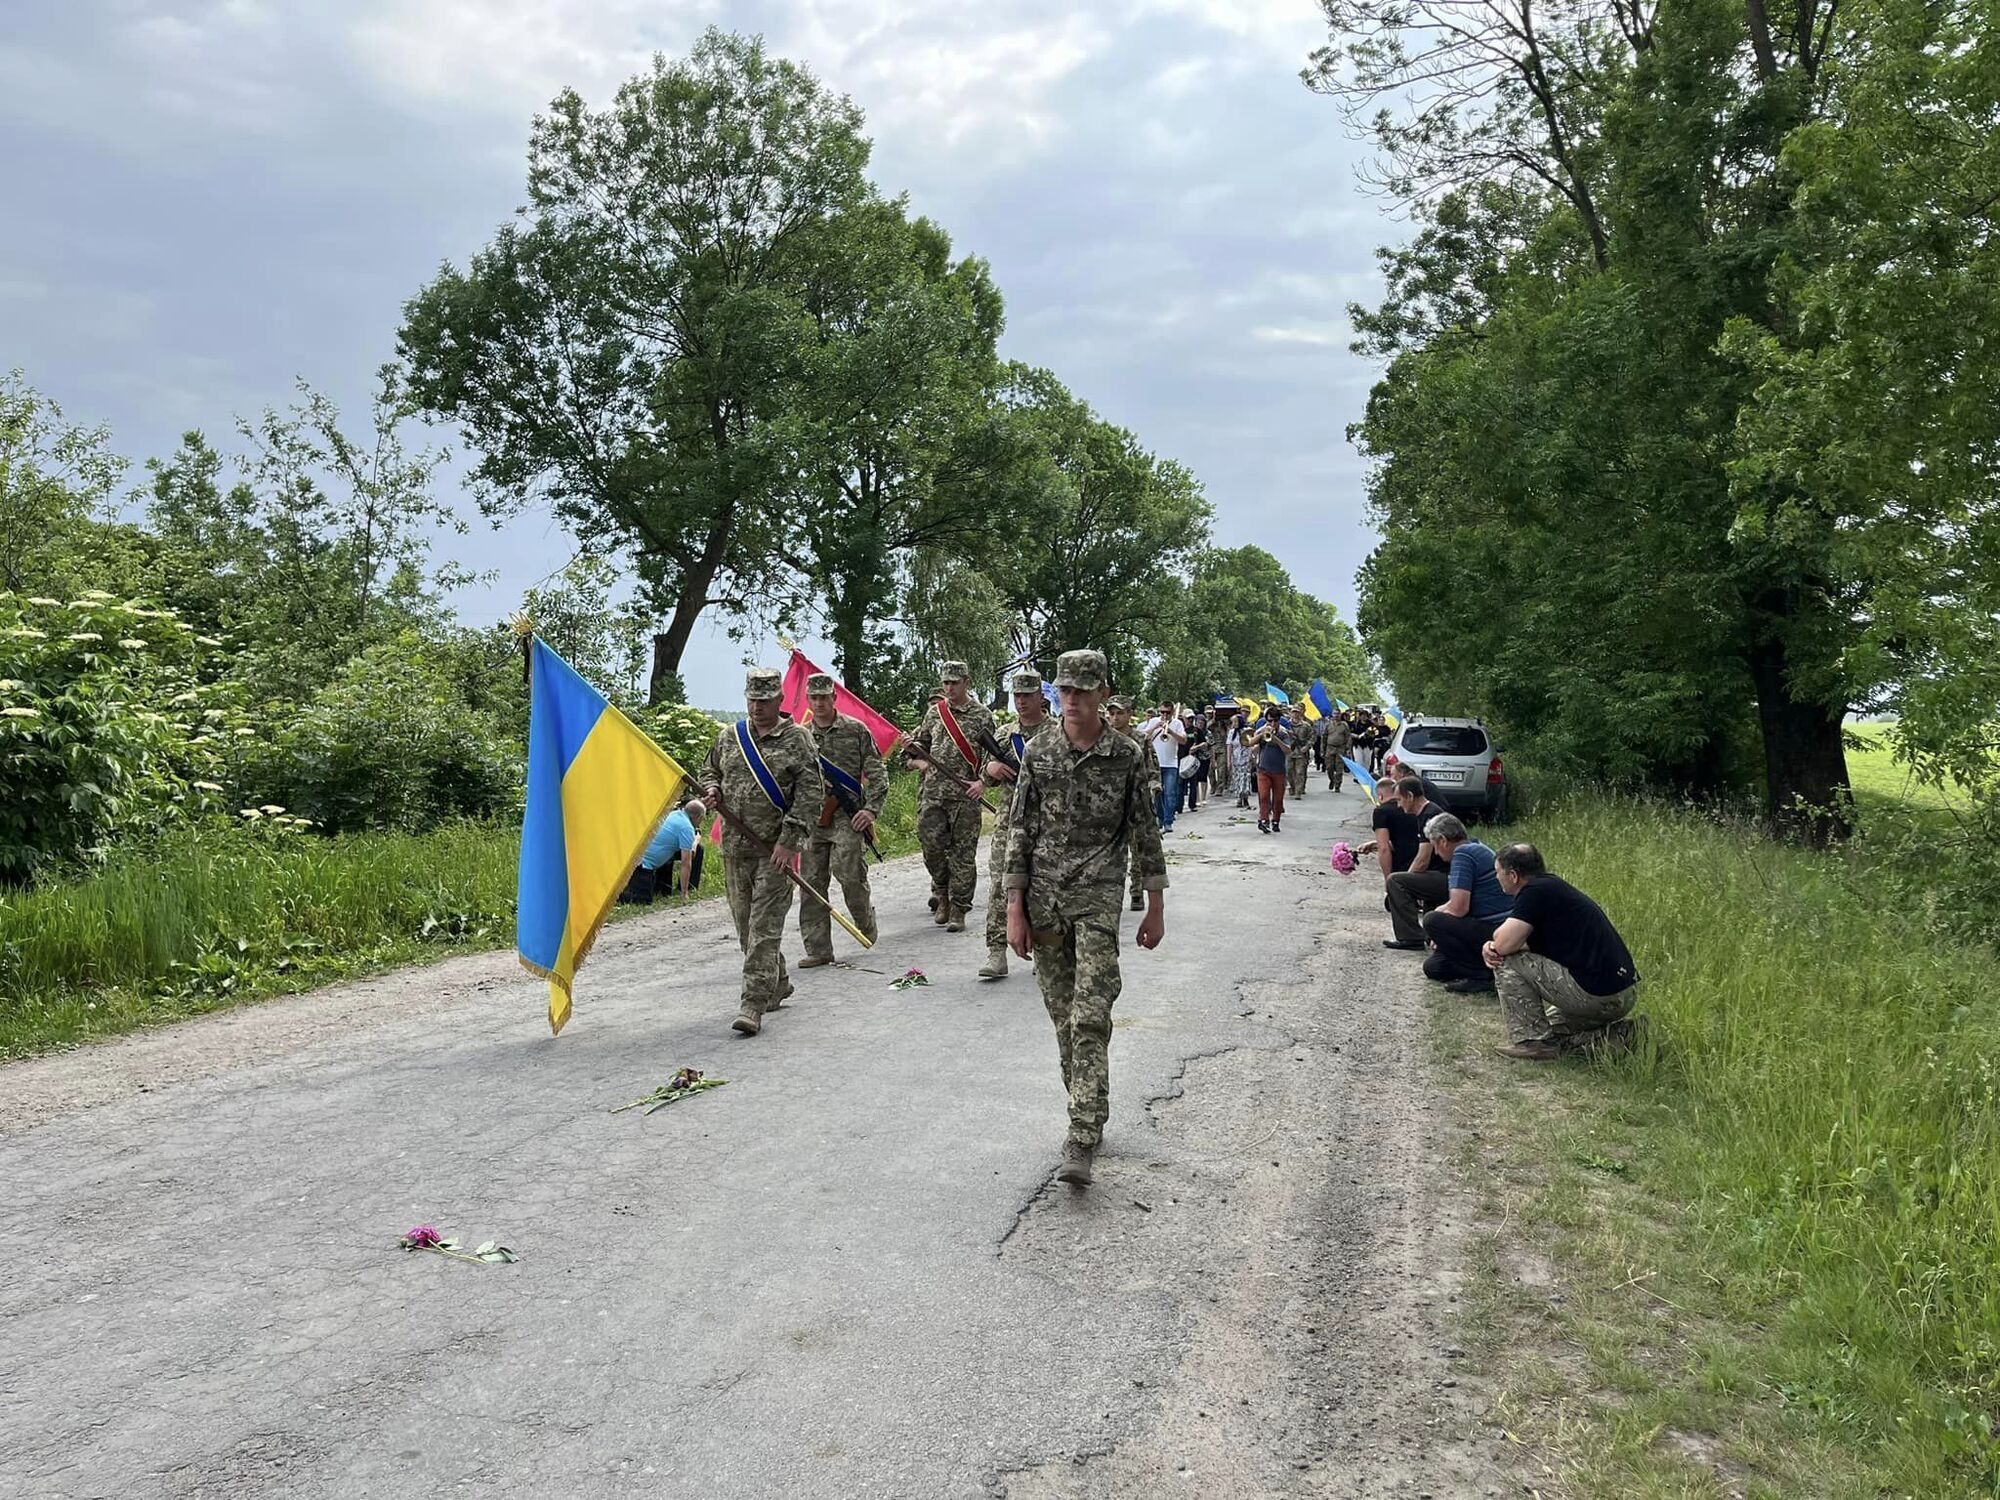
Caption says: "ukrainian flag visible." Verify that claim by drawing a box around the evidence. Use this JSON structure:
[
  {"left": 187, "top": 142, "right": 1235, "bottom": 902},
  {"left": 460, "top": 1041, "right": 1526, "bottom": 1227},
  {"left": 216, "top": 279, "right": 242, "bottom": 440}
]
[
  {"left": 518, "top": 637, "right": 688, "bottom": 1035},
  {"left": 1264, "top": 682, "right": 1290, "bottom": 704},
  {"left": 1308, "top": 680, "right": 1336, "bottom": 719}
]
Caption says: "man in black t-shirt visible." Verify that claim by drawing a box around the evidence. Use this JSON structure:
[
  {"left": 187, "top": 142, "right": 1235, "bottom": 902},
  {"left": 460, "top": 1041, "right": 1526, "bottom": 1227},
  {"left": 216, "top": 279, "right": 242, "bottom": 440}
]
[
  {"left": 1483, "top": 843, "right": 1643, "bottom": 1060},
  {"left": 1375, "top": 777, "right": 1449, "bottom": 948}
]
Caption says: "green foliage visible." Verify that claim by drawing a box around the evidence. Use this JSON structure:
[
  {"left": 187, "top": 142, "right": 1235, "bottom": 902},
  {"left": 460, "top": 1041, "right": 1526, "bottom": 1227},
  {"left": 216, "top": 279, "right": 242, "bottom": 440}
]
[
  {"left": 0, "top": 370, "right": 134, "bottom": 598},
  {"left": 635, "top": 703, "right": 725, "bottom": 778},
  {"left": 1152, "top": 545, "right": 1373, "bottom": 703},
  {"left": 400, "top": 27, "right": 876, "bottom": 701},
  {"left": 247, "top": 637, "right": 518, "bottom": 834},
  {"left": 0, "top": 818, "right": 522, "bottom": 1058},
  {"left": 0, "top": 592, "right": 249, "bottom": 882}
]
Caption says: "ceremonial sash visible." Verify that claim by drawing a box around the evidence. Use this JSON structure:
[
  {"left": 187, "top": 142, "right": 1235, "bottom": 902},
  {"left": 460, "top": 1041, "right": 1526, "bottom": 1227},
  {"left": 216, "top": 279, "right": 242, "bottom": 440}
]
[
  {"left": 934, "top": 698, "right": 979, "bottom": 772},
  {"left": 819, "top": 753, "right": 866, "bottom": 806},
  {"left": 1010, "top": 731, "right": 1026, "bottom": 764},
  {"left": 734, "top": 719, "right": 789, "bottom": 813}
]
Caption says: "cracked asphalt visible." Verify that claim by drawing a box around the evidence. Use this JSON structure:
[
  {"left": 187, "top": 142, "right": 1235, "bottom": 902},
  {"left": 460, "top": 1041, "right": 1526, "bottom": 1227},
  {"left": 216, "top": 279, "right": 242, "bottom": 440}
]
[{"left": 1, "top": 776, "right": 1498, "bottom": 1498}]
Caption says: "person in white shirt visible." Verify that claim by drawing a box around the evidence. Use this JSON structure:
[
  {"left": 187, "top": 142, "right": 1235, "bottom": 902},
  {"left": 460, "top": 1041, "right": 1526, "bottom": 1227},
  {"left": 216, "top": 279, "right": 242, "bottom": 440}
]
[{"left": 1138, "top": 702, "right": 1187, "bottom": 831}]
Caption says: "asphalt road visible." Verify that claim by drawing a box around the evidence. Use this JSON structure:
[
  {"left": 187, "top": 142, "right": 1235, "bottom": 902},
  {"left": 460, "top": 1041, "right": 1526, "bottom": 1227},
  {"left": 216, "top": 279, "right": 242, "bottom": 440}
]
[{"left": 1, "top": 773, "right": 1499, "bottom": 1498}]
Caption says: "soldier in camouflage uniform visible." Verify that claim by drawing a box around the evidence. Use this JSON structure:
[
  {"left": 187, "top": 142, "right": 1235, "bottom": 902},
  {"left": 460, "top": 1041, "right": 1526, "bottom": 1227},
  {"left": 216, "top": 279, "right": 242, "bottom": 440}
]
[
  {"left": 1323, "top": 709, "right": 1353, "bottom": 791},
  {"left": 904, "top": 660, "right": 998, "bottom": 933},
  {"left": 797, "top": 673, "right": 884, "bottom": 968},
  {"left": 1006, "top": 650, "right": 1169, "bottom": 1187},
  {"left": 977, "top": 669, "right": 1054, "bottom": 981},
  {"left": 1106, "top": 696, "right": 1155, "bottom": 913},
  {"left": 1286, "top": 705, "right": 1313, "bottom": 798},
  {"left": 700, "top": 667, "right": 823, "bottom": 1036}
]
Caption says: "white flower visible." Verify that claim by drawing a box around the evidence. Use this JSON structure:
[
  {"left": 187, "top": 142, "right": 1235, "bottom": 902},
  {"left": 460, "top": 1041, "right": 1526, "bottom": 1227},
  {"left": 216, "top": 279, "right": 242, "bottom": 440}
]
[
  {"left": 233, "top": 727, "right": 256, "bottom": 737},
  {"left": 260, "top": 804, "right": 286, "bottom": 815},
  {"left": 81, "top": 589, "right": 114, "bottom": 600},
  {"left": 195, "top": 635, "right": 223, "bottom": 646},
  {"left": 0, "top": 707, "right": 40, "bottom": 719},
  {"left": 118, "top": 639, "right": 147, "bottom": 650},
  {"left": 66, "top": 632, "right": 103, "bottom": 643},
  {"left": 191, "top": 780, "right": 224, "bottom": 793},
  {"left": 238, "top": 808, "right": 263, "bottom": 819},
  {"left": 26, "top": 597, "right": 61, "bottom": 607},
  {"left": 0, "top": 680, "right": 23, "bottom": 692},
  {"left": 7, "top": 628, "right": 46, "bottom": 639}
]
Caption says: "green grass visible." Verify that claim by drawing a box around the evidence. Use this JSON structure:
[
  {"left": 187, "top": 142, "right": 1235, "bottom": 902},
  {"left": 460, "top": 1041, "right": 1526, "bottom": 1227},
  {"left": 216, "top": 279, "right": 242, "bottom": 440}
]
[
  {"left": 0, "top": 769, "right": 927, "bottom": 1059},
  {"left": 1439, "top": 795, "right": 2000, "bottom": 1496},
  {"left": 1846, "top": 721, "right": 1972, "bottom": 837}
]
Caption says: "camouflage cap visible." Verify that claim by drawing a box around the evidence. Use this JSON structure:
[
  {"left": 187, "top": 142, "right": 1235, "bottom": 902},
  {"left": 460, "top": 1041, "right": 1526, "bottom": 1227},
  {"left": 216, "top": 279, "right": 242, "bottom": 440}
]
[
  {"left": 1010, "top": 669, "right": 1044, "bottom": 694},
  {"left": 1107, "top": 694, "right": 1133, "bottom": 713},
  {"left": 744, "top": 667, "right": 783, "bottom": 701},
  {"left": 1055, "top": 649, "right": 1109, "bottom": 691},
  {"left": 938, "top": 660, "right": 970, "bottom": 682},
  {"left": 805, "top": 672, "right": 837, "bottom": 696}
]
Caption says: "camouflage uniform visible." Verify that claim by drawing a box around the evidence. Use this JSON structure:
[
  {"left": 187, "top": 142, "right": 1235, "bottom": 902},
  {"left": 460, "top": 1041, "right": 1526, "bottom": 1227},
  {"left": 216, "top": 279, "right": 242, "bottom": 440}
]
[
  {"left": 982, "top": 671, "right": 1052, "bottom": 970},
  {"left": 1323, "top": 714, "right": 1353, "bottom": 790},
  {"left": 798, "top": 675, "right": 885, "bottom": 962},
  {"left": 1006, "top": 652, "right": 1169, "bottom": 1150},
  {"left": 908, "top": 661, "right": 999, "bottom": 925},
  {"left": 1287, "top": 710, "right": 1313, "bottom": 796},
  {"left": 703, "top": 670, "right": 823, "bottom": 1024}
]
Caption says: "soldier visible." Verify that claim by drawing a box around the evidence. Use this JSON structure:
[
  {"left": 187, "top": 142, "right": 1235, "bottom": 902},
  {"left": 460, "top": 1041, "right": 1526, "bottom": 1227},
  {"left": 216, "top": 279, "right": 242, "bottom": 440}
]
[
  {"left": 700, "top": 667, "right": 823, "bottom": 1037},
  {"left": 903, "top": 660, "right": 998, "bottom": 933},
  {"left": 1107, "top": 695, "right": 1155, "bottom": 913},
  {"left": 977, "top": 669, "right": 1054, "bottom": 980},
  {"left": 1287, "top": 705, "right": 1313, "bottom": 798},
  {"left": 797, "top": 673, "right": 884, "bottom": 969},
  {"left": 1323, "top": 707, "right": 1354, "bottom": 791},
  {"left": 1006, "top": 650, "right": 1168, "bottom": 1187}
]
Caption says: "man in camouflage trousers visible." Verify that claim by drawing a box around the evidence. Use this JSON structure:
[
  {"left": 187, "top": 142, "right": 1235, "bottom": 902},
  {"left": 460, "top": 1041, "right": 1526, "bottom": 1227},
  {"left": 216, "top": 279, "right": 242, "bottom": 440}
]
[
  {"left": 797, "top": 673, "right": 883, "bottom": 968},
  {"left": 1286, "top": 705, "right": 1314, "bottom": 798},
  {"left": 1006, "top": 650, "right": 1168, "bottom": 1187},
  {"left": 701, "top": 667, "right": 823, "bottom": 1037},
  {"left": 1323, "top": 709, "right": 1353, "bottom": 791},
  {"left": 904, "top": 660, "right": 997, "bottom": 933},
  {"left": 977, "top": 669, "right": 1053, "bottom": 980},
  {"left": 1107, "top": 695, "right": 1156, "bottom": 913}
]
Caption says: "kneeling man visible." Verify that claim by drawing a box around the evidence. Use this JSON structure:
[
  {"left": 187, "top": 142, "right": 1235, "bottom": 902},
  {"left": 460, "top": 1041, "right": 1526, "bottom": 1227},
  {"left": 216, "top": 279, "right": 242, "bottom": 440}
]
[{"left": 1483, "top": 843, "right": 1643, "bottom": 1060}]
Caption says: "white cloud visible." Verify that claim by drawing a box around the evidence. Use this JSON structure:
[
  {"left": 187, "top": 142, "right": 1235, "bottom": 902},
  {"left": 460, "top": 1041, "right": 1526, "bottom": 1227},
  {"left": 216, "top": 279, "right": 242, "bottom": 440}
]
[{"left": 1251, "top": 322, "right": 1345, "bottom": 345}]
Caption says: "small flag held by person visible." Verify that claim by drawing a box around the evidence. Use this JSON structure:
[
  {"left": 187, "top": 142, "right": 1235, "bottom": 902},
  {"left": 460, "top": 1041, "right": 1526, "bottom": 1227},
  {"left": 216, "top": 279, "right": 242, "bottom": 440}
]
[
  {"left": 517, "top": 636, "right": 688, "bottom": 1036},
  {"left": 1308, "top": 680, "right": 1336, "bottom": 719},
  {"left": 779, "top": 649, "right": 905, "bottom": 754}
]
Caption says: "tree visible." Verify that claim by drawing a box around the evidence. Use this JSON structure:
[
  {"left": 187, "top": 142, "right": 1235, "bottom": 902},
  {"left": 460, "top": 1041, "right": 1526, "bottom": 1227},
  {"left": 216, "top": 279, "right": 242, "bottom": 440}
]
[
  {"left": 783, "top": 201, "right": 1008, "bottom": 694},
  {"left": 987, "top": 368, "right": 1211, "bottom": 687},
  {"left": 0, "top": 371, "right": 130, "bottom": 597},
  {"left": 400, "top": 29, "right": 875, "bottom": 703}
]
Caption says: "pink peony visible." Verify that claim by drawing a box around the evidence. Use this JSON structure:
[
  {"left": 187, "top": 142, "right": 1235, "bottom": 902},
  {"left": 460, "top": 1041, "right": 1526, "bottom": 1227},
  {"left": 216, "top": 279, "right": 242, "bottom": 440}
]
[
  {"left": 401, "top": 1225, "right": 443, "bottom": 1249},
  {"left": 1329, "top": 841, "right": 1357, "bottom": 875}
]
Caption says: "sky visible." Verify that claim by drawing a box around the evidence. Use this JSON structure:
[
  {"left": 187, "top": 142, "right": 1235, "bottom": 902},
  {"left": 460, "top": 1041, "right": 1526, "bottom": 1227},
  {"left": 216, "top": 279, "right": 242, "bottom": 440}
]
[{"left": 0, "top": 0, "right": 1390, "bottom": 706}]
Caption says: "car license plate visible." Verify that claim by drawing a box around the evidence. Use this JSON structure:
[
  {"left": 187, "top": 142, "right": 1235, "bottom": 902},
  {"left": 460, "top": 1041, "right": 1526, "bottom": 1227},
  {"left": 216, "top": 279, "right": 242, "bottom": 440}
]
[{"left": 1423, "top": 769, "right": 1466, "bottom": 784}]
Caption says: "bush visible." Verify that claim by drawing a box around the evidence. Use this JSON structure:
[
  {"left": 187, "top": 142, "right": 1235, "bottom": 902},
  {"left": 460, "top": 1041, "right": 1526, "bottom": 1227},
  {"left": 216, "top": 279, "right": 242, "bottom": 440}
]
[
  {"left": 251, "top": 637, "right": 520, "bottom": 834},
  {"left": 0, "top": 591, "right": 249, "bottom": 882},
  {"left": 636, "top": 702, "right": 725, "bottom": 781}
]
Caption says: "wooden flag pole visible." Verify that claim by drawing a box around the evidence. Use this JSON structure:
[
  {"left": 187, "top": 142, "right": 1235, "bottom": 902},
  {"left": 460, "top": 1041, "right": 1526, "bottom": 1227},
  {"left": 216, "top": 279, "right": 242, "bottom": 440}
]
[{"left": 712, "top": 798, "right": 874, "bottom": 950}]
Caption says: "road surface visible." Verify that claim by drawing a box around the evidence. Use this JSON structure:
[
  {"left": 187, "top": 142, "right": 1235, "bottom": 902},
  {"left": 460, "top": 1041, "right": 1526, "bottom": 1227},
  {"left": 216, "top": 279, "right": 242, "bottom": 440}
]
[{"left": 1, "top": 775, "right": 1499, "bottom": 1498}]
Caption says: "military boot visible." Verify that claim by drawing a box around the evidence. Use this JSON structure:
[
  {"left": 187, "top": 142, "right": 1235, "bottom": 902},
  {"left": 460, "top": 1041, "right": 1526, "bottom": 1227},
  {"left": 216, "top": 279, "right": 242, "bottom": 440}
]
[
  {"left": 1055, "top": 1138, "right": 1095, "bottom": 1186},
  {"left": 731, "top": 1004, "right": 761, "bottom": 1036},
  {"left": 932, "top": 902, "right": 949, "bottom": 926},
  {"left": 944, "top": 905, "right": 964, "bottom": 933},
  {"left": 797, "top": 954, "right": 835, "bottom": 970},
  {"left": 977, "top": 947, "right": 1008, "bottom": 980}
]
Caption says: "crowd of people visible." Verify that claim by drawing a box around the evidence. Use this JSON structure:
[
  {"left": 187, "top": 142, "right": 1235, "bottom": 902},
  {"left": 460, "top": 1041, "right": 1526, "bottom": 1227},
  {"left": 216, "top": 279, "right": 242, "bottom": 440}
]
[{"left": 624, "top": 666, "right": 1644, "bottom": 1187}]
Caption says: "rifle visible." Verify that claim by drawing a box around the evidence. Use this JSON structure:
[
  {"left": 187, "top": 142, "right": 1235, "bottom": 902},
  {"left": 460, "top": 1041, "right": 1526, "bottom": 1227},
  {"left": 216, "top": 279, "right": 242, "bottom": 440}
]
[
  {"left": 902, "top": 705, "right": 1000, "bottom": 814},
  {"left": 820, "top": 774, "right": 885, "bottom": 864},
  {"left": 712, "top": 797, "right": 874, "bottom": 950}
]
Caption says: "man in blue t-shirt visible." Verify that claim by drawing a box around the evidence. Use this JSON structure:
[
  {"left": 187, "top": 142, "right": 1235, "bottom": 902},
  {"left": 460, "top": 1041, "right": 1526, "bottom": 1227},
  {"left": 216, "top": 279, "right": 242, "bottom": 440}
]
[
  {"left": 620, "top": 798, "right": 707, "bottom": 905},
  {"left": 1416, "top": 813, "right": 1511, "bottom": 991}
]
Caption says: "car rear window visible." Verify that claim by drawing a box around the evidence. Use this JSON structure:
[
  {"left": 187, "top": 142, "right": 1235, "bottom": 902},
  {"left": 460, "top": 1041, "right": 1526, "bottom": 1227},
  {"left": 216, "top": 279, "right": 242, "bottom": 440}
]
[{"left": 1400, "top": 725, "right": 1489, "bottom": 756}]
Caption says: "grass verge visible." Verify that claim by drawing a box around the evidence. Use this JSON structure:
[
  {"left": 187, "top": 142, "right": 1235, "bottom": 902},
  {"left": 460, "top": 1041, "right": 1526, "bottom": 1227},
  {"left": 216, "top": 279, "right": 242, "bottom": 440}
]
[
  {"left": 0, "top": 770, "right": 927, "bottom": 1059},
  {"left": 1433, "top": 795, "right": 2000, "bottom": 1497}
]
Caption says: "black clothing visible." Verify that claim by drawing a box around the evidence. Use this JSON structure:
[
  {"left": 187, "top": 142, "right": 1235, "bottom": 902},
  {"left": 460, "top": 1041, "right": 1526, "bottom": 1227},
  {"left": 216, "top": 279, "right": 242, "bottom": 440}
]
[
  {"left": 1511, "top": 874, "right": 1639, "bottom": 996},
  {"left": 1372, "top": 799, "right": 1447, "bottom": 874},
  {"left": 1422, "top": 908, "right": 1503, "bottom": 981},
  {"left": 1385, "top": 868, "right": 1450, "bottom": 943}
]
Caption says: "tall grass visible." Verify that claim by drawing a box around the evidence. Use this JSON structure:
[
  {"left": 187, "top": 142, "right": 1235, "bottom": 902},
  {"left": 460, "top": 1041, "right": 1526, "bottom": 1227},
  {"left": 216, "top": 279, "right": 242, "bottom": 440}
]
[{"left": 1510, "top": 796, "right": 2000, "bottom": 1490}]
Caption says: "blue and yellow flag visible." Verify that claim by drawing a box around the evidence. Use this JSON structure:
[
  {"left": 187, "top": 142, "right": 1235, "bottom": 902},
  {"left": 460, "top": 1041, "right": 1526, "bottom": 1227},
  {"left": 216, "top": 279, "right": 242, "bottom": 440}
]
[
  {"left": 518, "top": 637, "right": 688, "bottom": 1035},
  {"left": 1308, "top": 680, "right": 1336, "bottom": 719},
  {"left": 1264, "top": 682, "right": 1290, "bottom": 704},
  {"left": 1382, "top": 701, "right": 1403, "bottom": 729}
]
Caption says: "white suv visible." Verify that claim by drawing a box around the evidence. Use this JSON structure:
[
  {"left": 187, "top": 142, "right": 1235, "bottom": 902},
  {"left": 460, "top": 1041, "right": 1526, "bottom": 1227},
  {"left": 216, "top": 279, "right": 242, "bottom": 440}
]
[{"left": 1382, "top": 716, "right": 1508, "bottom": 821}]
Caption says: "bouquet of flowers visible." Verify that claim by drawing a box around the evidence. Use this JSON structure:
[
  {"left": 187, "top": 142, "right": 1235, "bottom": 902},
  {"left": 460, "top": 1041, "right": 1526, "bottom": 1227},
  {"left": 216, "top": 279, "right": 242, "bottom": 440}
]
[
  {"left": 613, "top": 1066, "right": 728, "bottom": 1115},
  {"left": 889, "top": 967, "right": 930, "bottom": 991},
  {"left": 1329, "top": 840, "right": 1358, "bottom": 875},
  {"left": 397, "top": 1225, "right": 518, "bottom": 1264}
]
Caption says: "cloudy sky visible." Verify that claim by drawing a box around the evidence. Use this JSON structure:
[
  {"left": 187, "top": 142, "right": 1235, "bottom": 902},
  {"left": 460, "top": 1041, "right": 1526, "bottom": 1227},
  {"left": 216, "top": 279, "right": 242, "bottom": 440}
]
[{"left": 0, "top": 0, "right": 1390, "bottom": 704}]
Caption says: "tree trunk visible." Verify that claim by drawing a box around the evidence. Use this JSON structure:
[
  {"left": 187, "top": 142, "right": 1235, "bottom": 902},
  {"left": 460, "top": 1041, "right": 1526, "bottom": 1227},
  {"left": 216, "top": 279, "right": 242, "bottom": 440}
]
[
  {"left": 1745, "top": 631, "right": 1851, "bottom": 844},
  {"left": 828, "top": 590, "right": 870, "bottom": 694},
  {"left": 647, "top": 549, "right": 724, "bottom": 705}
]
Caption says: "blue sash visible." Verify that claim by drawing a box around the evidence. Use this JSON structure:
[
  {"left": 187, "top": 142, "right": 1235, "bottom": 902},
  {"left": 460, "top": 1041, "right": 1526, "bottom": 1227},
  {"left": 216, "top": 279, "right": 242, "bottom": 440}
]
[
  {"left": 1010, "top": 731, "right": 1026, "bottom": 764},
  {"left": 735, "top": 720, "right": 789, "bottom": 813},
  {"left": 819, "top": 754, "right": 866, "bottom": 804}
]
